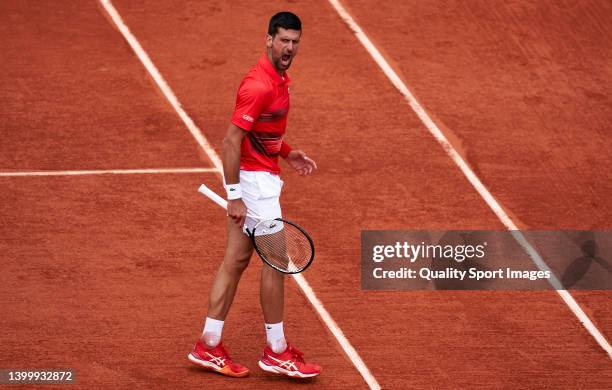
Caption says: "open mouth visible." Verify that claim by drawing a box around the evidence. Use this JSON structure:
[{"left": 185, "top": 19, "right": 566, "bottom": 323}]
[{"left": 281, "top": 54, "right": 291, "bottom": 63}]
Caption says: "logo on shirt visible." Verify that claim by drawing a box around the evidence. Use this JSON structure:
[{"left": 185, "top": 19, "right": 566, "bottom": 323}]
[{"left": 242, "top": 114, "right": 254, "bottom": 123}]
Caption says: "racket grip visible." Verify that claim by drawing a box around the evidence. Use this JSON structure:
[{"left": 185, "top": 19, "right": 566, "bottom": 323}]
[
  {"left": 198, "top": 184, "right": 264, "bottom": 221},
  {"left": 198, "top": 184, "right": 228, "bottom": 210}
]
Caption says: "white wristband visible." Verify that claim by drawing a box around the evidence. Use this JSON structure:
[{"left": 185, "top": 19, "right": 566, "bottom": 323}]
[{"left": 225, "top": 183, "right": 242, "bottom": 200}]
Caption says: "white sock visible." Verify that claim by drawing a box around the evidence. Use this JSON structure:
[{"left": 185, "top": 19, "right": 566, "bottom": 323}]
[
  {"left": 265, "top": 322, "right": 287, "bottom": 353},
  {"left": 202, "top": 317, "right": 224, "bottom": 347}
]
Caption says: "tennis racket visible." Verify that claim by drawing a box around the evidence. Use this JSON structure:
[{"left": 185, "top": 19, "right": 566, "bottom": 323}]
[{"left": 198, "top": 184, "right": 315, "bottom": 274}]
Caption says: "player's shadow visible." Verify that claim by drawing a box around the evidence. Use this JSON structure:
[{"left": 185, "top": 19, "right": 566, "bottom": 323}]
[
  {"left": 561, "top": 235, "right": 612, "bottom": 289},
  {"left": 186, "top": 364, "right": 319, "bottom": 384}
]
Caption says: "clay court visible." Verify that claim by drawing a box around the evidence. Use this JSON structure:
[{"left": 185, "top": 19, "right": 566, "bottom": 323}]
[{"left": 1, "top": 0, "right": 611, "bottom": 388}]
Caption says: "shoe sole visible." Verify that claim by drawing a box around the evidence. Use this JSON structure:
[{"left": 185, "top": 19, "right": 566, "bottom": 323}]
[
  {"left": 258, "top": 360, "right": 320, "bottom": 378},
  {"left": 188, "top": 353, "right": 249, "bottom": 378}
]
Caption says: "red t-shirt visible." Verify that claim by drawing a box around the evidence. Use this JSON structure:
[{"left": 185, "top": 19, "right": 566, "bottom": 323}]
[{"left": 231, "top": 53, "right": 291, "bottom": 174}]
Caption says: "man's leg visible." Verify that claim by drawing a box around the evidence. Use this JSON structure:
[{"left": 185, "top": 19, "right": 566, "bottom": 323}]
[
  {"left": 260, "top": 264, "right": 286, "bottom": 353},
  {"left": 202, "top": 217, "right": 253, "bottom": 346},
  {"left": 260, "top": 265, "right": 285, "bottom": 322},
  {"left": 258, "top": 265, "right": 322, "bottom": 378},
  {"left": 188, "top": 218, "right": 253, "bottom": 378}
]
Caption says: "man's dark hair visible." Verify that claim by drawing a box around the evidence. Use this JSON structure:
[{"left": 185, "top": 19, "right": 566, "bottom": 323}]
[{"left": 268, "top": 12, "right": 301, "bottom": 36}]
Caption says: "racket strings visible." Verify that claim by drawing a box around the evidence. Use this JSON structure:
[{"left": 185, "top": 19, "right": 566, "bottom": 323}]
[{"left": 253, "top": 223, "right": 313, "bottom": 273}]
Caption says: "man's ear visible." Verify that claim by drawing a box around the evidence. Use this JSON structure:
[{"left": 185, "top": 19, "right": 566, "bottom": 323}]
[{"left": 265, "top": 33, "right": 273, "bottom": 48}]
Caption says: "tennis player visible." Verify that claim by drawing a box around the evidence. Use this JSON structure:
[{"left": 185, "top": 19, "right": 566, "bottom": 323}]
[{"left": 188, "top": 12, "right": 321, "bottom": 378}]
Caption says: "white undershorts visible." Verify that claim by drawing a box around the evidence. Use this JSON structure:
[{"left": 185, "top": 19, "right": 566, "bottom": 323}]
[{"left": 228, "top": 170, "right": 283, "bottom": 236}]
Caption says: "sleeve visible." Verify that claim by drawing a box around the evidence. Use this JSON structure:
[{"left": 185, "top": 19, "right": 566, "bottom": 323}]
[
  {"left": 230, "top": 79, "right": 271, "bottom": 131},
  {"left": 279, "top": 140, "right": 292, "bottom": 158}
]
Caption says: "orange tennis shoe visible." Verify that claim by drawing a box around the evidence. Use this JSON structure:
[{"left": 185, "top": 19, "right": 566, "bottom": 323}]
[
  {"left": 188, "top": 340, "right": 249, "bottom": 378},
  {"left": 258, "top": 343, "right": 321, "bottom": 378}
]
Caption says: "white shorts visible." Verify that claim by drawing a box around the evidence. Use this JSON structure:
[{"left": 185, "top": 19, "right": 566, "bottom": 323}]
[{"left": 228, "top": 170, "right": 283, "bottom": 236}]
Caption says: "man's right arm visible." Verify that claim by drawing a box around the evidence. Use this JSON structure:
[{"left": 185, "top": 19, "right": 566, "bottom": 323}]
[{"left": 222, "top": 123, "right": 248, "bottom": 226}]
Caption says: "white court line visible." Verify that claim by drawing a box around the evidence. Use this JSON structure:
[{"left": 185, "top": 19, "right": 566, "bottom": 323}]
[
  {"left": 327, "top": 0, "right": 612, "bottom": 360},
  {"left": 98, "top": 1, "right": 381, "bottom": 388},
  {"left": 98, "top": 0, "right": 222, "bottom": 172},
  {"left": 0, "top": 167, "right": 218, "bottom": 177}
]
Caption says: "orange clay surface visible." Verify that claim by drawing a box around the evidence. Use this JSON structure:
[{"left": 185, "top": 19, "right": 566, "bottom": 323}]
[{"left": 1, "top": 1, "right": 610, "bottom": 388}]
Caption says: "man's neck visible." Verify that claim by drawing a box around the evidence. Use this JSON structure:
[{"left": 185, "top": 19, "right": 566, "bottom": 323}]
[{"left": 266, "top": 51, "right": 285, "bottom": 77}]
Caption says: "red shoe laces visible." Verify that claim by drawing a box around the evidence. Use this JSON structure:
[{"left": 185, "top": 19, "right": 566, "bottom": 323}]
[
  {"left": 217, "top": 344, "right": 234, "bottom": 364},
  {"left": 287, "top": 345, "right": 304, "bottom": 363}
]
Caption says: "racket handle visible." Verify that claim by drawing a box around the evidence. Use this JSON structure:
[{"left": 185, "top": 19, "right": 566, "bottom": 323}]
[
  {"left": 198, "top": 184, "right": 265, "bottom": 221},
  {"left": 198, "top": 184, "right": 228, "bottom": 210}
]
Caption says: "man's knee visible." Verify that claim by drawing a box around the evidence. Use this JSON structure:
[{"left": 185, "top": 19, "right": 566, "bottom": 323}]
[
  {"left": 224, "top": 224, "right": 253, "bottom": 275},
  {"left": 223, "top": 251, "right": 252, "bottom": 275}
]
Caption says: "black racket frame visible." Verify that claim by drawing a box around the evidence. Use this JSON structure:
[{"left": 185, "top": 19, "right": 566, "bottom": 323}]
[{"left": 246, "top": 218, "right": 315, "bottom": 274}]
